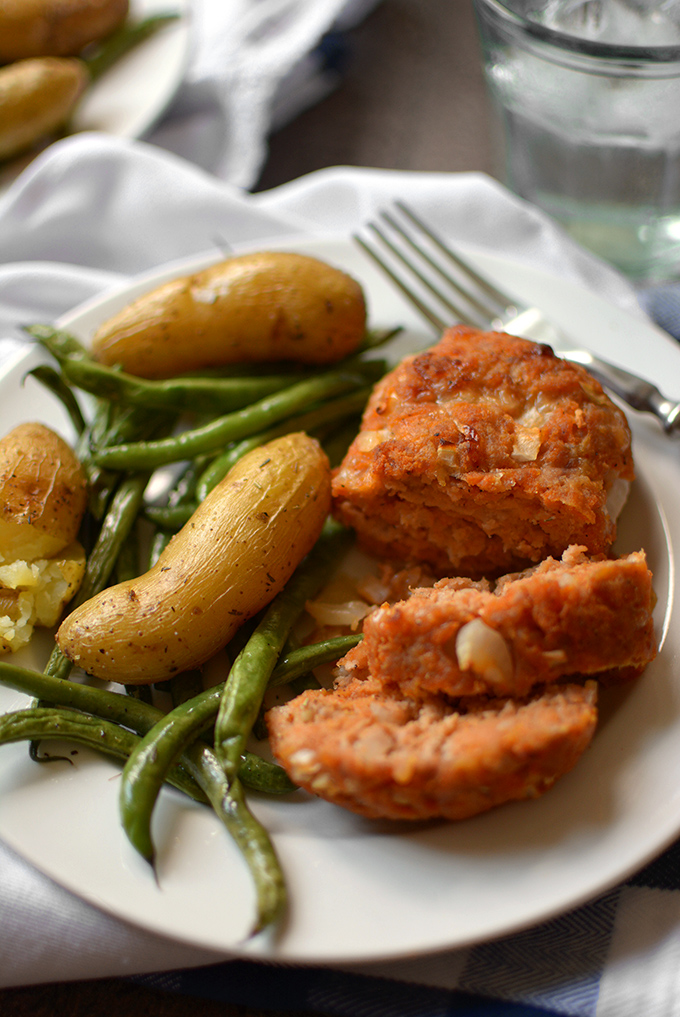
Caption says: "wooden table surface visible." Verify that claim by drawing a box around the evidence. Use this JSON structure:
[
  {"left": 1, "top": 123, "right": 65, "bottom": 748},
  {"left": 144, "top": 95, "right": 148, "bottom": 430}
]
[{"left": 0, "top": 3, "right": 495, "bottom": 1014}]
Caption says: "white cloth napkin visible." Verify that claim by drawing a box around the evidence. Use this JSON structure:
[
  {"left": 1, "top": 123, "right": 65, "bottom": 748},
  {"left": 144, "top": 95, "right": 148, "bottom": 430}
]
[
  {"left": 147, "top": 0, "right": 383, "bottom": 188},
  {"left": 0, "top": 133, "right": 668, "bottom": 1009}
]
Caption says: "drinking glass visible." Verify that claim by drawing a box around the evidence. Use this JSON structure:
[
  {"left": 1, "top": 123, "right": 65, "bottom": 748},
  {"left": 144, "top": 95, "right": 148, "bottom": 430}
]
[{"left": 471, "top": 0, "right": 680, "bottom": 281}]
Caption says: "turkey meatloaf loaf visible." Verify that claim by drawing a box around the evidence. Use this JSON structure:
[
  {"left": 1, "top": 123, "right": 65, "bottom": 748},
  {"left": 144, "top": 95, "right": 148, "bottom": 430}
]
[{"left": 331, "top": 326, "right": 634, "bottom": 577}]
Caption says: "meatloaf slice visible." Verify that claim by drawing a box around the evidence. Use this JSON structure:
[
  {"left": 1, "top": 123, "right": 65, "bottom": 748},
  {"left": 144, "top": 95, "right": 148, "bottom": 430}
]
[
  {"left": 343, "top": 546, "right": 657, "bottom": 700},
  {"left": 267, "top": 678, "right": 598, "bottom": 821},
  {"left": 332, "top": 326, "right": 634, "bottom": 576}
]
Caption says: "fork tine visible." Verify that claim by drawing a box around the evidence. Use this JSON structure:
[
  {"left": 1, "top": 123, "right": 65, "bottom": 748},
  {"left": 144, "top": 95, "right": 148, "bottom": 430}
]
[
  {"left": 395, "top": 200, "right": 524, "bottom": 320},
  {"left": 376, "top": 211, "right": 496, "bottom": 326},
  {"left": 353, "top": 233, "right": 449, "bottom": 331},
  {"left": 355, "top": 202, "right": 531, "bottom": 336},
  {"left": 365, "top": 220, "right": 486, "bottom": 328},
  {"left": 357, "top": 203, "right": 680, "bottom": 435}
]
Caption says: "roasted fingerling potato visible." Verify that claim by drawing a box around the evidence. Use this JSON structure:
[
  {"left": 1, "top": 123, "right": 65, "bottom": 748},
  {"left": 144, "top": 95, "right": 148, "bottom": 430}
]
[
  {"left": 0, "top": 422, "right": 88, "bottom": 560},
  {"left": 57, "top": 432, "right": 332, "bottom": 683},
  {"left": 90, "top": 251, "right": 368, "bottom": 378},
  {"left": 0, "top": 423, "right": 88, "bottom": 653},
  {"left": 0, "top": 56, "right": 89, "bottom": 161},
  {"left": 0, "top": 0, "right": 129, "bottom": 62}
]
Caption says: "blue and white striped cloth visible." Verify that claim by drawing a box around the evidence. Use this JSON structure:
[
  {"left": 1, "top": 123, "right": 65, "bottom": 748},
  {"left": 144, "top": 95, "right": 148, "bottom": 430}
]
[
  {"left": 137, "top": 840, "right": 680, "bottom": 1015},
  {"left": 639, "top": 284, "right": 680, "bottom": 347}
]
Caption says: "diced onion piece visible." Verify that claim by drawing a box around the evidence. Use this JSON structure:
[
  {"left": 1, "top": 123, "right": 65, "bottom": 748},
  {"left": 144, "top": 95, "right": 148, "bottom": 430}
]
[
  {"left": 355, "top": 429, "right": 390, "bottom": 452},
  {"left": 511, "top": 425, "right": 542, "bottom": 462},
  {"left": 606, "top": 478, "right": 630, "bottom": 522},
  {"left": 305, "top": 599, "right": 372, "bottom": 630}
]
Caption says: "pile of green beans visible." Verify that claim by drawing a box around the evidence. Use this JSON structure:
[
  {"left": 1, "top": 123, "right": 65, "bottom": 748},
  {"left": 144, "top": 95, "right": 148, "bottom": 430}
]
[{"left": 0, "top": 319, "right": 389, "bottom": 935}]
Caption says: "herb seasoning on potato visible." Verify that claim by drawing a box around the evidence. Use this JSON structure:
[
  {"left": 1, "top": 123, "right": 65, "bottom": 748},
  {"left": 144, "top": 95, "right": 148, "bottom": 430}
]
[
  {"left": 90, "top": 252, "right": 368, "bottom": 378},
  {"left": 56, "top": 432, "right": 332, "bottom": 683}
]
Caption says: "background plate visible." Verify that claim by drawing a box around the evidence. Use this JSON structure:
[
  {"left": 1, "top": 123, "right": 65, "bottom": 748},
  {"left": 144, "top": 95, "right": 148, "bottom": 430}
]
[
  {"left": 0, "top": 235, "right": 678, "bottom": 964},
  {"left": 0, "top": 0, "right": 191, "bottom": 191},
  {"left": 71, "top": 0, "right": 191, "bottom": 140}
]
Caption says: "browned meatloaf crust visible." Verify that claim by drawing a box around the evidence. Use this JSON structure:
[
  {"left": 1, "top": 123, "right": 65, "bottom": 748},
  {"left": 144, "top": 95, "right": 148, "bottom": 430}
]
[
  {"left": 340, "top": 546, "right": 657, "bottom": 700},
  {"left": 332, "top": 326, "right": 634, "bottom": 576},
  {"left": 267, "top": 678, "right": 598, "bottom": 821}
]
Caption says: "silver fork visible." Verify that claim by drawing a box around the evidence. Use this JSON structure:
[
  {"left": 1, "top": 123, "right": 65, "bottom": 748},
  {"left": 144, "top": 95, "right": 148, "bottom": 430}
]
[{"left": 354, "top": 200, "right": 680, "bottom": 434}]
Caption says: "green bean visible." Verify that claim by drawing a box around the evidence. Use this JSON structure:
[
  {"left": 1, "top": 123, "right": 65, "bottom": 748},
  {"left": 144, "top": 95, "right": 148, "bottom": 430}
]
[
  {"left": 357, "top": 326, "right": 403, "bottom": 353},
  {"left": 147, "top": 528, "right": 171, "bottom": 566},
  {"left": 237, "top": 751, "right": 296, "bottom": 795},
  {"left": 77, "top": 398, "right": 171, "bottom": 520},
  {"left": 268, "top": 633, "right": 361, "bottom": 686},
  {"left": 114, "top": 523, "right": 141, "bottom": 584},
  {"left": 145, "top": 503, "right": 195, "bottom": 530},
  {"left": 83, "top": 12, "right": 182, "bottom": 82},
  {"left": 321, "top": 415, "right": 364, "bottom": 468},
  {"left": 0, "top": 707, "right": 204, "bottom": 802},
  {"left": 28, "top": 324, "right": 316, "bottom": 415},
  {"left": 24, "top": 365, "right": 87, "bottom": 436},
  {"left": 0, "top": 669, "right": 289, "bottom": 928},
  {"left": 25, "top": 324, "right": 85, "bottom": 358},
  {"left": 76, "top": 474, "right": 148, "bottom": 598},
  {"left": 98, "top": 402, "right": 171, "bottom": 450},
  {"left": 120, "top": 685, "right": 227, "bottom": 862},
  {"left": 165, "top": 458, "right": 205, "bottom": 508},
  {"left": 252, "top": 634, "right": 362, "bottom": 740},
  {"left": 145, "top": 457, "right": 209, "bottom": 544},
  {"left": 0, "top": 661, "right": 290, "bottom": 794},
  {"left": 74, "top": 395, "right": 109, "bottom": 474},
  {"left": 93, "top": 366, "right": 383, "bottom": 471},
  {"left": 74, "top": 397, "right": 111, "bottom": 513},
  {"left": 61, "top": 356, "right": 312, "bottom": 414},
  {"left": 170, "top": 670, "right": 204, "bottom": 708},
  {"left": 195, "top": 387, "right": 373, "bottom": 503},
  {"left": 44, "top": 471, "right": 150, "bottom": 680},
  {"left": 179, "top": 741, "right": 286, "bottom": 934},
  {"left": 118, "top": 618, "right": 355, "bottom": 861},
  {"left": 77, "top": 473, "right": 149, "bottom": 599},
  {"left": 214, "top": 520, "right": 353, "bottom": 780}
]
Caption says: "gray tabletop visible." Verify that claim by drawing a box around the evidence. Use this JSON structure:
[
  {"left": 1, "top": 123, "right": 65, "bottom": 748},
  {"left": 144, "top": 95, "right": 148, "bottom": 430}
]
[
  {"left": 256, "top": 0, "right": 495, "bottom": 193},
  {"left": 0, "top": 3, "right": 495, "bottom": 1015}
]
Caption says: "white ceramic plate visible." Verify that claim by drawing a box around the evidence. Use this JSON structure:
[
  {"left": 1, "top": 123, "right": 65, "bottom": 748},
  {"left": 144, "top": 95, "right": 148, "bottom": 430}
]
[
  {"left": 0, "top": 235, "right": 679, "bottom": 965},
  {"left": 71, "top": 0, "right": 191, "bottom": 140},
  {"left": 0, "top": 0, "right": 191, "bottom": 190}
]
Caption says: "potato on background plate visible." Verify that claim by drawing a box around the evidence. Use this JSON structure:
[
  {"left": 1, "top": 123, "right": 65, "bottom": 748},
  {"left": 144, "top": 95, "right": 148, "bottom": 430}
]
[
  {"left": 0, "top": 56, "right": 89, "bottom": 161},
  {"left": 0, "top": 0, "right": 129, "bottom": 62}
]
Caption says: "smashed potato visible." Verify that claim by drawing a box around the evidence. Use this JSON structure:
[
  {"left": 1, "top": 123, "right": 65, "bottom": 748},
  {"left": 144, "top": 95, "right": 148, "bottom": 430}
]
[
  {"left": 0, "top": 422, "right": 88, "bottom": 560},
  {"left": 0, "top": 423, "right": 88, "bottom": 654},
  {"left": 0, "top": 542, "right": 86, "bottom": 653}
]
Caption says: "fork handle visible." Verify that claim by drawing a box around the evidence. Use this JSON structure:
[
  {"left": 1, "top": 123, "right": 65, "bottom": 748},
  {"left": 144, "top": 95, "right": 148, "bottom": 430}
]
[{"left": 562, "top": 350, "right": 680, "bottom": 434}]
